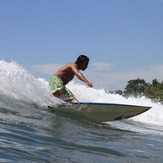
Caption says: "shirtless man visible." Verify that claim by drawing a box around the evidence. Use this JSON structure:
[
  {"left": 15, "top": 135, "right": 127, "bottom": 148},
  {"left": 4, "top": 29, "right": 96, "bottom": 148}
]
[{"left": 49, "top": 55, "right": 93, "bottom": 102}]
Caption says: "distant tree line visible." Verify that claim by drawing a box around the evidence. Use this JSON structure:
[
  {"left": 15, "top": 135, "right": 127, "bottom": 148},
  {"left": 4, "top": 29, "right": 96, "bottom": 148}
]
[{"left": 113, "top": 78, "right": 163, "bottom": 103}]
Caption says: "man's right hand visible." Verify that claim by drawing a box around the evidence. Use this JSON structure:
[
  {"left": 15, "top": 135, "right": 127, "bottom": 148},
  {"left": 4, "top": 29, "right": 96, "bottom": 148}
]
[{"left": 86, "top": 82, "right": 93, "bottom": 88}]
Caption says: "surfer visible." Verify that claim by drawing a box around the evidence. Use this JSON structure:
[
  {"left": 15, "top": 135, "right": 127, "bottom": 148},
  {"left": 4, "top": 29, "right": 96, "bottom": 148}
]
[{"left": 49, "top": 55, "right": 93, "bottom": 102}]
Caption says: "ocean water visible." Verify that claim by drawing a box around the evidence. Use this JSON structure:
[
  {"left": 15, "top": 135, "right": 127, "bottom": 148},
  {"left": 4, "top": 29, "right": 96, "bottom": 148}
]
[{"left": 0, "top": 60, "right": 163, "bottom": 163}]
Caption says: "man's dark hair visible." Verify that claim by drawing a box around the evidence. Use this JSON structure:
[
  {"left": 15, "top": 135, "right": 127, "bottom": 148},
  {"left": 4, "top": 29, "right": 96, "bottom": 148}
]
[{"left": 75, "top": 55, "right": 89, "bottom": 64}]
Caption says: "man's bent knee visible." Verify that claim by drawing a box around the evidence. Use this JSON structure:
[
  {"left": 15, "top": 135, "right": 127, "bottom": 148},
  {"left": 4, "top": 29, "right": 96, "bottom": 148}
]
[{"left": 53, "top": 90, "right": 61, "bottom": 97}]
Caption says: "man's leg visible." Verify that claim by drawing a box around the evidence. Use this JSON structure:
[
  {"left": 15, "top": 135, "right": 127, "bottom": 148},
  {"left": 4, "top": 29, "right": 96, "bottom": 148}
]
[
  {"left": 65, "top": 88, "right": 79, "bottom": 102},
  {"left": 53, "top": 90, "right": 61, "bottom": 98}
]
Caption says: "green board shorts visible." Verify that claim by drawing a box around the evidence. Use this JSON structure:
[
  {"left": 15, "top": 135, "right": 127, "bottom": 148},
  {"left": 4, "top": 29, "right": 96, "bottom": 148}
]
[{"left": 49, "top": 76, "right": 75, "bottom": 101}]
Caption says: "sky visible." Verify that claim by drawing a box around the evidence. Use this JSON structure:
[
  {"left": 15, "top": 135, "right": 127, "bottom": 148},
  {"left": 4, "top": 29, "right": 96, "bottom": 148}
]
[{"left": 0, "top": 0, "right": 163, "bottom": 90}]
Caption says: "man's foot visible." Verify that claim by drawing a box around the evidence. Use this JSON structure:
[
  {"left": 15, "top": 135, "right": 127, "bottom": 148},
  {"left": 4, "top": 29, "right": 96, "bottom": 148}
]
[{"left": 70, "top": 98, "right": 79, "bottom": 102}]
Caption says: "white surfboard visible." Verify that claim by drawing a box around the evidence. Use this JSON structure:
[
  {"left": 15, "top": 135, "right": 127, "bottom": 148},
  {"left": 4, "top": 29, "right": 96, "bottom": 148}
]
[{"left": 50, "top": 102, "right": 151, "bottom": 122}]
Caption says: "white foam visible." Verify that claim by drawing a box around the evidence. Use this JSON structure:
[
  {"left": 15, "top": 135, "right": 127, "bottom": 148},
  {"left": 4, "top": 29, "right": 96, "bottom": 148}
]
[{"left": 0, "top": 60, "right": 60, "bottom": 106}]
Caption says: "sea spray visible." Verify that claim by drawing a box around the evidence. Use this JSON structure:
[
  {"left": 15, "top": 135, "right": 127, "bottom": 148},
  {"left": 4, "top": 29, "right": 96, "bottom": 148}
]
[{"left": 0, "top": 60, "right": 60, "bottom": 106}]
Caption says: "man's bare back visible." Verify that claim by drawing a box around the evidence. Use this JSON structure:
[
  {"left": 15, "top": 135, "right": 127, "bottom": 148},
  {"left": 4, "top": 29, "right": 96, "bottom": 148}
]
[{"left": 54, "top": 63, "right": 77, "bottom": 85}]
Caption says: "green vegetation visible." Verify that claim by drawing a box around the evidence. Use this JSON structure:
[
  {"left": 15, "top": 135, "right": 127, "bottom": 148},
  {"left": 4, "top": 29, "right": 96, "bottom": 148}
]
[{"left": 114, "top": 78, "right": 163, "bottom": 103}]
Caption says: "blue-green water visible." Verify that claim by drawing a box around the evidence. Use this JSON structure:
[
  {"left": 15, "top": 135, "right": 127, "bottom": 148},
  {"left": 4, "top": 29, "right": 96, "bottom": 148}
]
[{"left": 0, "top": 61, "right": 163, "bottom": 162}]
